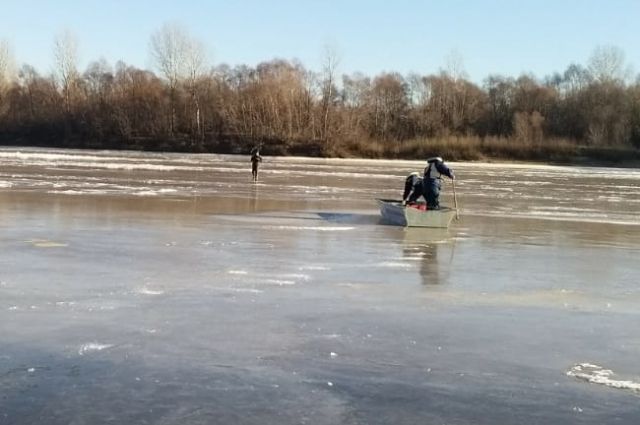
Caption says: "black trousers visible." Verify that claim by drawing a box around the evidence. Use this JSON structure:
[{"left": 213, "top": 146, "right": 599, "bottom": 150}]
[{"left": 424, "top": 179, "right": 441, "bottom": 208}]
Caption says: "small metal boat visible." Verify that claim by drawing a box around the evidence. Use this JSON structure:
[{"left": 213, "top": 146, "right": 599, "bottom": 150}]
[{"left": 377, "top": 199, "right": 457, "bottom": 228}]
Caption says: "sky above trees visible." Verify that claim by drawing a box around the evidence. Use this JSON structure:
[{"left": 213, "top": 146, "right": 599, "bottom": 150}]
[{"left": 1, "top": 0, "right": 639, "bottom": 82}]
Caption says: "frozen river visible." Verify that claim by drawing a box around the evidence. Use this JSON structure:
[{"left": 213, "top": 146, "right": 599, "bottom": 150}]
[{"left": 1, "top": 147, "right": 640, "bottom": 424}]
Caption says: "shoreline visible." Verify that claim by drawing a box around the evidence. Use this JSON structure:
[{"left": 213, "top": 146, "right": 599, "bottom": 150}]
[{"left": 1, "top": 139, "right": 639, "bottom": 169}]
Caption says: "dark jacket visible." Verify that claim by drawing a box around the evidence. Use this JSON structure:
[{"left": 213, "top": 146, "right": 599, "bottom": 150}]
[
  {"left": 423, "top": 157, "right": 454, "bottom": 181},
  {"left": 403, "top": 173, "right": 424, "bottom": 202},
  {"left": 251, "top": 150, "right": 262, "bottom": 164}
]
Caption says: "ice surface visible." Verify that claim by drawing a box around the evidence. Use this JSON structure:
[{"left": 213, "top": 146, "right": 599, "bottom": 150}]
[{"left": 1, "top": 147, "right": 640, "bottom": 424}]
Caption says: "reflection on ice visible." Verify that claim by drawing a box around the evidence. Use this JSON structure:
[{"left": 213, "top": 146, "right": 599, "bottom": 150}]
[
  {"left": 211, "top": 287, "right": 263, "bottom": 294},
  {"left": 227, "top": 270, "right": 248, "bottom": 275},
  {"left": 135, "top": 287, "right": 165, "bottom": 296},
  {"left": 264, "top": 279, "right": 297, "bottom": 286},
  {"left": 25, "top": 239, "right": 68, "bottom": 248},
  {"left": 298, "top": 265, "right": 331, "bottom": 271},
  {"left": 262, "top": 225, "right": 355, "bottom": 231},
  {"left": 401, "top": 228, "right": 454, "bottom": 286},
  {"left": 377, "top": 262, "right": 415, "bottom": 269}
]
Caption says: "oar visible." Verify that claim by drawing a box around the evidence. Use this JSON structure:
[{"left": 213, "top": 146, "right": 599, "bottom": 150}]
[{"left": 452, "top": 178, "right": 459, "bottom": 220}]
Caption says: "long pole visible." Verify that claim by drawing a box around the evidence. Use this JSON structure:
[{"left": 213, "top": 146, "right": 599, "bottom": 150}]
[{"left": 452, "top": 178, "right": 459, "bottom": 220}]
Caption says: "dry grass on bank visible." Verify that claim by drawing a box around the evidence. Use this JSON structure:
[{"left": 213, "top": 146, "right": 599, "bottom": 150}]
[{"left": 332, "top": 136, "right": 640, "bottom": 165}]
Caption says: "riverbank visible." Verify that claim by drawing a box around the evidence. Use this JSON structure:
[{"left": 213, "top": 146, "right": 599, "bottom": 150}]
[
  {"left": 330, "top": 136, "right": 640, "bottom": 168},
  {"left": 2, "top": 134, "right": 640, "bottom": 168}
]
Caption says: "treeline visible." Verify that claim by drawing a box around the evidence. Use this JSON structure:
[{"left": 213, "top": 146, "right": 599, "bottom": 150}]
[{"left": 0, "top": 29, "right": 639, "bottom": 162}]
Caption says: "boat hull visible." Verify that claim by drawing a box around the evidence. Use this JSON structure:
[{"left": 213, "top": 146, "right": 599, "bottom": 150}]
[{"left": 377, "top": 199, "right": 456, "bottom": 228}]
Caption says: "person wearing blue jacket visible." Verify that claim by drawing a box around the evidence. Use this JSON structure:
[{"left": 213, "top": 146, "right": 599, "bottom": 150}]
[{"left": 422, "top": 156, "right": 455, "bottom": 209}]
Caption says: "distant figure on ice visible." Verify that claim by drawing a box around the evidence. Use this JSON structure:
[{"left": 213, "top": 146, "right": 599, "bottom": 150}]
[
  {"left": 423, "top": 156, "right": 454, "bottom": 209},
  {"left": 402, "top": 172, "right": 424, "bottom": 205},
  {"left": 250, "top": 145, "right": 263, "bottom": 182}
]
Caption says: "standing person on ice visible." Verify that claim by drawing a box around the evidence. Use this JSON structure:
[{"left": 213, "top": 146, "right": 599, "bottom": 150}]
[
  {"left": 423, "top": 156, "right": 455, "bottom": 209},
  {"left": 250, "top": 145, "right": 263, "bottom": 182}
]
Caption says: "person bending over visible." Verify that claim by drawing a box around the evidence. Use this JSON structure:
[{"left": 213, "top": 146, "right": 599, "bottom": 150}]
[{"left": 402, "top": 172, "right": 424, "bottom": 205}]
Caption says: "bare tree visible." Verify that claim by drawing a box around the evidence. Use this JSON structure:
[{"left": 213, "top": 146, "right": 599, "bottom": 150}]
[
  {"left": 320, "top": 44, "right": 340, "bottom": 146},
  {"left": 0, "top": 39, "right": 16, "bottom": 117},
  {"left": 443, "top": 49, "right": 468, "bottom": 82},
  {"left": 150, "top": 23, "right": 209, "bottom": 138},
  {"left": 0, "top": 39, "right": 15, "bottom": 83},
  {"left": 485, "top": 75, "right": 516, "bottom": 136},
  {"left": 562, "top": 63, "right": 591, "bottom": 94},
  {"left": 53, "top": 30, "right": 79, "bottom": 114},
  {"left": 150, "top": 23, "right": 189, "bottom": 134},
  {"left": 184, "top": 37, "right": 208, "bottom": 142},
  {"left": 514, "top": 111, "right": 544, "bottom": 143},
  {"left": 369, "top": 73, "right": 409, "bottom": 142},
  {"left": 588, "top": 45, "right": 630, "bottom": 84},
  {"left": 428, "top": 51, "right": 474, "bottom": 134},
  {"left": 150, "top": 23, "right": 188, "bottom": 88}
]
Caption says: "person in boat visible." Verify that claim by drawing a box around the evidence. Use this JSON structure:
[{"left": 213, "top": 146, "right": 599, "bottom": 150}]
[
  {"left": 423, "top": 156, "right": 454, "bottom": 209},
  {"left": 250, "top": 145, "right": 263, "bottom": 182},
  {"left": 402, "top": 172, "right": 425, "bottom": 205}
]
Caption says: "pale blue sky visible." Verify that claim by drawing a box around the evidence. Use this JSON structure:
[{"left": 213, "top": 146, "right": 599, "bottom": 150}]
[{"left": 2, "top": 0, "right": 639, "bottom": 82}]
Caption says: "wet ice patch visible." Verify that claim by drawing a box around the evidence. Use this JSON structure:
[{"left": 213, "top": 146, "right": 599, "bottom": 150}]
[
  {"left": 264, "top": 225, "right": 354, "bottom": 232},
  {"left": 82, "top": 302, "right": 119, "bottom": 312},
  {"left": 78, "top": 343, "right": 114, "bottom": 355},
  {"left": 136, "top": 286, "right": 165, "bottom": 296},
  {"left": 392, "top": 255, "right": 424, "bottom": 261},
  {"left": 265, "top": 279, "right": 297, "bottom": 286},
  {"left": 228, "top": 270, "right": 249, "bottom": 275},
  {"left": 567, "top": 363, "right": 640, "bottom": 393},
  {"left": 278, "top": 273, "right": 311, "bottom": 281},
  {"left": 298, "top": 265, "right": 331, "bottom": 271},
  {"left": 220, "top": 287, "right": 264, "bottom": 294},
  {"left": 49, "top": 189, "right": 109, "bottom": 195},
  {"left": 337, "top": 282, "right": 369, "bottom": 289},
  {"left": 259, "top": 273, "right": 311, "bottom": 287},
  {"left": 232, "top": 288, "right": 263, "bottom": 293},
  {"left": 377, "top": 261, "right": 415, "bottom": 269},
  {"left": 25, "top": 239, "right": 68, "bottom": 248},
  {"left": 133, "top": 190, "right": 160, "bottom": 196}
]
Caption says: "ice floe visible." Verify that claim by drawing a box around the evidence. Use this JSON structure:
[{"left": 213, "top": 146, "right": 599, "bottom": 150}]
[{"left": 567, "top": 363, "right": 640, "bottom": 393}]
